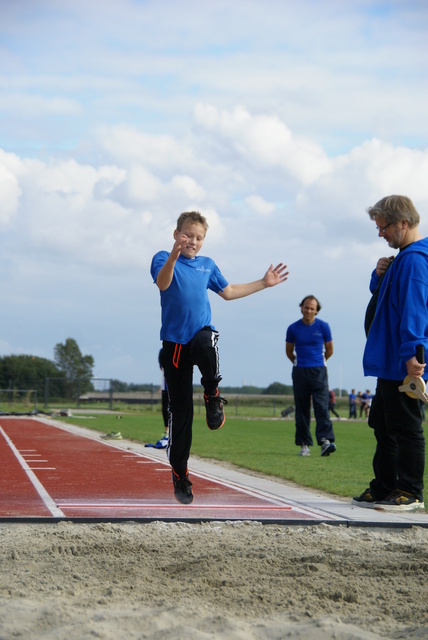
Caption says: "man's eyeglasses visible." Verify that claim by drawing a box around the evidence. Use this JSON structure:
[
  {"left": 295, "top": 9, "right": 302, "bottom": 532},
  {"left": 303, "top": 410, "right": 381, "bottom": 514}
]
[{"left": 376, "top": 222, "right": 393, "bottom": 234}]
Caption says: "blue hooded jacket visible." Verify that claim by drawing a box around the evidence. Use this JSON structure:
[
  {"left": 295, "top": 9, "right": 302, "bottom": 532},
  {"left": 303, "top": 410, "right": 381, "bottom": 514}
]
[{"left": 363, "top": 237, "right": 428, "bottom": 380}]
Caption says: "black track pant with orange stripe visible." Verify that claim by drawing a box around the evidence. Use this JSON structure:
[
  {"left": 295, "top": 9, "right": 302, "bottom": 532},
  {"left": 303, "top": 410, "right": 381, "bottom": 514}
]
[{"left": 160, "top": 327, "right": 221, "bottom": 478}]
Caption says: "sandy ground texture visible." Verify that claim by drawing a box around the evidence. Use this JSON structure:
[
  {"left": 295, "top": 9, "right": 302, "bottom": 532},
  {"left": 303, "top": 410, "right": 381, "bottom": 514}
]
[{"left": 0, "top": 520, "right": 427, "bottom": 640}]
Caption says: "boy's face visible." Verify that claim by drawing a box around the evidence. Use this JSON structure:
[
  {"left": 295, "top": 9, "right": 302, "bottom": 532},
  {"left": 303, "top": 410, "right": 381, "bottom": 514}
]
[{"left": 174, "top": 222, "right": 206, "bottom": 259}]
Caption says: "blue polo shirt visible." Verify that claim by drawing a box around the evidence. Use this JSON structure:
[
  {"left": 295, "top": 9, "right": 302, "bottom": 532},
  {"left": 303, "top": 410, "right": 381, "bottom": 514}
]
[{"left": 286, "top": 318, "right": 332, "bottom": 367}]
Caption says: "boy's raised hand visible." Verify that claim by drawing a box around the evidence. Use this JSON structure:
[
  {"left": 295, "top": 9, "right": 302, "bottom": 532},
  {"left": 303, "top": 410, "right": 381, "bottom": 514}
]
[
  {"left": 263, "top": 263, "right": 289, "bottom": 287},
  {"left": 171, "top": 233, "right": 188, "bottom": 259}
]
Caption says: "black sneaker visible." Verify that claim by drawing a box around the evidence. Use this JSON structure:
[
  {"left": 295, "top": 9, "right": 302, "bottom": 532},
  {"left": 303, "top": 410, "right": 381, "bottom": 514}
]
[
  {"left": 204, "top": 390, "right": 227, "bottom": 430},
  {"left": 352, "top": 488, "right": 376, "bottom": 508},
  {"left": 320, "top": 439, "right": 336, "bottom": 456},
  {"left": 375, "top": 489, "right": 425, "bottom": 511},
  {"left": 172, "top": 469, "right": 193, "bottom": 505}
]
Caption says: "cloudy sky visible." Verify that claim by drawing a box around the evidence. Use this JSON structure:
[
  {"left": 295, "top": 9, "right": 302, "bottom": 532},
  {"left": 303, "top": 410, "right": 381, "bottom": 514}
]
[{"left": 1, "top": 0, "right": 427, "bottom": 395}]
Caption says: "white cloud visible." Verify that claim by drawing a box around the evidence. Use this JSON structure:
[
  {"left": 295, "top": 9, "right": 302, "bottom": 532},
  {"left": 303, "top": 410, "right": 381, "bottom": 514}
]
[
  {"left": 245, "top": 195, "right": 276, "bottom": 217},
  {"left": 360, "top": 140, "right": 428, "bottom": 202},
  {"left": 0, "top": 159, "right": 21, "bottom": 225},
  {"left": 171, "top": 175, "right": 206, "bottom": 201},
  {"left": 194, "top": 104, "right": 331, "bottom": 185},
  {"left": 98, "top": 125, "right": 193, "bottom": 170},
  {"left": 124, "top": 166, "right": 163, "bottom": 204},
  {"left": 3, "top": 105, "right": 428, "bottom": 279}
]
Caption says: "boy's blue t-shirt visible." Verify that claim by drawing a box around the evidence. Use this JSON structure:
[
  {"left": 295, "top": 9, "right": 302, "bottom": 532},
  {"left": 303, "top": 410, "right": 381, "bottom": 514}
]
[
  {"left": 151, "top": 251, "right": 229, "bottom": 344},
  {"left": 286, "top": 318, "right": 332, "bottom": 367}
]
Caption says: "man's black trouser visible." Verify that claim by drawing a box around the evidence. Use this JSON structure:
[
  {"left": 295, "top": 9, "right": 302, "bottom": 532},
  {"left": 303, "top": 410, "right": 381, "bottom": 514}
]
[
  {"left": 292, "top": 366, "right": 335, "bottom": 446},
  {"left": 368, "top": 378, "right": 425, "bottom": 501},
  {"left": 161, "top": 327, "right": 221, "bottom": 478}
]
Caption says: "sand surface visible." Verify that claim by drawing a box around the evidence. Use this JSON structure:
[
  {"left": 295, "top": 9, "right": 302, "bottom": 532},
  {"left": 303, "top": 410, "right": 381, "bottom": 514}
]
[{"left": 0, "top": 519, "right": 427, "bottom": 639}]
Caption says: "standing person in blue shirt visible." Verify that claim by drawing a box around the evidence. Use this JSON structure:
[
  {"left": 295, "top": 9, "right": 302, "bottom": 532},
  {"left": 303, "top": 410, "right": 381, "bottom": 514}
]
[
  {"left": 353, "top": 195, "right": 426, "bottom": 511},
  {"left": 286, "top": 296, "right": 337, "bottom": 457},
  {"left": 349, "top": 389, "right": 357, "bottom": 419},
  {"left": 151, "top": 211, "right": 289, "bottom": 504}
]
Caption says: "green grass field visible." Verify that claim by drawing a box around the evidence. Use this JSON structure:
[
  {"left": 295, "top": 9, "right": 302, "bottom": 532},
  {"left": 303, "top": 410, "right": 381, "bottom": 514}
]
[{"left": 58, "top": 410, "right": 428, "bottom": 506}]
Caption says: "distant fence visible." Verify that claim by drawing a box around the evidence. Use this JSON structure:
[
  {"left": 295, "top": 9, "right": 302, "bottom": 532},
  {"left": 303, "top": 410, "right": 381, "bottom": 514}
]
[
  {"left": 194, "top": 394, "right": 295, "bottom": 417},
  {"left": 42, "top": 386, "right": 296, "bottom": 416},
  {"left": 76, "top": 392, "right": 295, "bottom": 417},
  {"left": 79, "top": 390, "right": 156, "bottom": 406},
  {"left": 41, "top": 385, "right": 350, "bottom": 417},
  {"left": 44, "top": 378, "right": 114, "bottom": 410}
]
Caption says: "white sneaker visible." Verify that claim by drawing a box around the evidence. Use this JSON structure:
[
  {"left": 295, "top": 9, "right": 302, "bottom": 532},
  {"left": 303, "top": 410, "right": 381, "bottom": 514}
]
[
  {"left": 299, "top": 445, "right": 310, "bottom": 456},
  {"left": 101, "top": 431, "right": 122, "bottom": 440}
]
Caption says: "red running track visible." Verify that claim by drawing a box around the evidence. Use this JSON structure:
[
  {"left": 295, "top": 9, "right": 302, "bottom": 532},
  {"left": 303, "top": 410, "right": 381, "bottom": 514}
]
[{"left": 0, "top": 417, "right": 333, "bottom": 522}]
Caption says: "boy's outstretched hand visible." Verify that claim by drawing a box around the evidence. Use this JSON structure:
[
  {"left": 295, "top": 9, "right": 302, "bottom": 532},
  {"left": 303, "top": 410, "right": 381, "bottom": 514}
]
[
  {"left": 263, "top": 263, "right": 289, "bottom": 287},
  {"left": 217, "top": 262, "right": 289, "bottom": 300}
]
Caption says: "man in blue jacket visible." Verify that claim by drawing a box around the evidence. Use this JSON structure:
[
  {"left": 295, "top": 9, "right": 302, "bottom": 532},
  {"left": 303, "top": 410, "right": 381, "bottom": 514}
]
[{"left": 353, "top": 195, "right": 427, "bottom": 511}]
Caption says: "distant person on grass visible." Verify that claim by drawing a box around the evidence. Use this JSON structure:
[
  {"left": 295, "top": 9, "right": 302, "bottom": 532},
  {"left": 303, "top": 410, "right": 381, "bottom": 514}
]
[
  {"left": 286, "top": 295, "right": 337, "bottom": 457},
  {"left": 363, "top": 389, "right": 372, "bottom": 418},
  {"left": 348, "top": 389, "right": 357, "bottom": 419},
  {"left": 151, "top": 211, "right": 289, "bottom": 504},
  {"left": 359, "top": 390, "right": 368, "bottom": 418},
  {"left": 353, "top": 195, "right": 426, "bottom": 511},
  {"left": 328, "top": 389, "right": 340, "bottom": 419}
]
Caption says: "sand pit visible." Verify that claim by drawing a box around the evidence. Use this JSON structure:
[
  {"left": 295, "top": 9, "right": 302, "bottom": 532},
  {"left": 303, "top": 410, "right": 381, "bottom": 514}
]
[{"left": 0, "top": 519, "right": 427, "bottom": 639}]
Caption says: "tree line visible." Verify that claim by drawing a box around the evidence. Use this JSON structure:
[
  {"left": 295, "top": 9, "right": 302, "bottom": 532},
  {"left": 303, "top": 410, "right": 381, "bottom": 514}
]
[
  {"left": 0, "top": 339, "right": 346, "bottom": 400},
  {"left": 0, "top": 338, "right": 94, "bottom": 400}
]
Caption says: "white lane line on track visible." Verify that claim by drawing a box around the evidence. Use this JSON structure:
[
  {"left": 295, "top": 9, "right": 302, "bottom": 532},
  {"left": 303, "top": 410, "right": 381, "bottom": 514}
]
[
  {"left": 57, "top": 503, "right": 294, "bottom": 510},
  {"left": 0, "top": 425, "right": 65, "bottom": 517}
]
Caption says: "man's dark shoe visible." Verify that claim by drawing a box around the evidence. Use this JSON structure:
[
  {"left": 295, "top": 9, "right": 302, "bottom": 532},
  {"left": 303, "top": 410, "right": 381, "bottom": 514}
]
[
  {"left": 375, "top": 489, "right": 425, "bottom": 511},
  {"left": 320, "top": 438, "right": 336, "bottom": 456},
  {"left": 352, "top": 488, "right": 376, "bottom": 508},
  {"left": 204, "top": 390, "right": 227, "bottom": 430},
  {"left": 172, "top": 469, "right": 193, "bottom": 505}
]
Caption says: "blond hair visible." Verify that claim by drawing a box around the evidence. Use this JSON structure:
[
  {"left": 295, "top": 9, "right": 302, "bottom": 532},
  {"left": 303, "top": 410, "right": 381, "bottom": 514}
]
[{"left": 176, "top": 211, "right": 209, "bottom": 234}]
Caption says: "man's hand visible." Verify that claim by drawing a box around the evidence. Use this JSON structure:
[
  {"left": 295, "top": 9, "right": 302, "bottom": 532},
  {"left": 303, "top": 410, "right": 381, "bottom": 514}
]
[
  {"left": 375, "top": 256, "right": 394, "bottom": 277},
  {"left": 262, "top": 263, "right": 289, "bottom": 287},
  {"left": 406, "top": 355, "right": 426, "bottom": 378}
]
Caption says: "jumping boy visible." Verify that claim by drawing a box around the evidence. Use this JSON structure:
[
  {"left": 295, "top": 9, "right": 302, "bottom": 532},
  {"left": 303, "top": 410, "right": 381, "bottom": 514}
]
[{"left": 151, "top": 211, "right": 288, "bottom": 504}]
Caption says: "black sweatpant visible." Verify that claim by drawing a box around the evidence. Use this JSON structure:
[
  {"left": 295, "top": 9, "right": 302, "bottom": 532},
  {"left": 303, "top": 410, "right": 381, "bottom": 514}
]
[
  {"left": 368, "top": 378, "right": 425, "bottom": 501},
  {"left": 292, "top": 366, "right": 335, "bottom": 446},
  {"left": 161, "top": 327, "right": 221, "bottom": 478}
]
